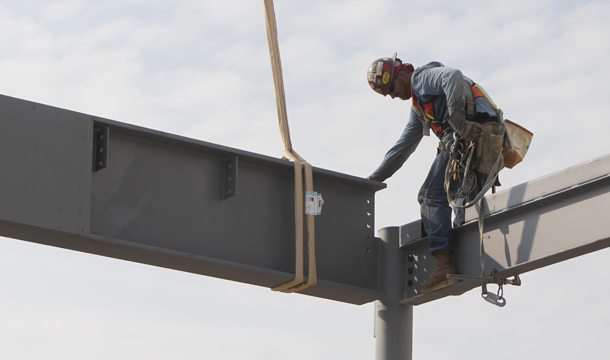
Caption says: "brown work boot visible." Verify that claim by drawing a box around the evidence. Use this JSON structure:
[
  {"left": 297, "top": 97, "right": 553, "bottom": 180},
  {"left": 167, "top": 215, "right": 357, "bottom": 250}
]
[{"left": 421, "top": 250, "right": 458, "bottom": 294}]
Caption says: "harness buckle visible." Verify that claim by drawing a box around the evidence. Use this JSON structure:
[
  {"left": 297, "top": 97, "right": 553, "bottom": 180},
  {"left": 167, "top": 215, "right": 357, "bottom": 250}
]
[{"left": 465, "top": 101, "right": 476, "bottom": 120}]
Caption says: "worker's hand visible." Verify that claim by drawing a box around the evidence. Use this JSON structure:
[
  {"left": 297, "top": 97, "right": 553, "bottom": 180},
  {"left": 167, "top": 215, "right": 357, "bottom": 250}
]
[
  {"left": 461, "top": 121, "right": 484, "bottom": 142},
  {"left": 446, "top": 112, "right": 483, "bottom": 142}
]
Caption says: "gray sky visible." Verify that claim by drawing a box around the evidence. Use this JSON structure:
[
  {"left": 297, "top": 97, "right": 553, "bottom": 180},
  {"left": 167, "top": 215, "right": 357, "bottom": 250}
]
[{"left": 1, "top": 0, "right": 609, "bottom": 359}]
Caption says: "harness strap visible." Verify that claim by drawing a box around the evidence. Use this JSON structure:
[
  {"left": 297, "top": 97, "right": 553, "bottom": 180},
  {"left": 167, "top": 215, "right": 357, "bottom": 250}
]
[{"left": 412, "top": 83, "right": 483, "bottom": 136}]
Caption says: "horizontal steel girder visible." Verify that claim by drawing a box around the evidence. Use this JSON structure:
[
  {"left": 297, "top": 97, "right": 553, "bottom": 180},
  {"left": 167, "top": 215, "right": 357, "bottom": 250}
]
[
  {"left": 399, "top": 154, "right": 610, "bottom": 305},
  {"left": 0, "top": 94, "right": 386, "bottom": 305}
]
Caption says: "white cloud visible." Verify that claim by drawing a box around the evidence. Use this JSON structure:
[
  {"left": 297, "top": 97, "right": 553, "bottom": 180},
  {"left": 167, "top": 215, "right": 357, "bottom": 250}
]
[{"left": 43, "top": 0, "right": 85, "bottom": 21}]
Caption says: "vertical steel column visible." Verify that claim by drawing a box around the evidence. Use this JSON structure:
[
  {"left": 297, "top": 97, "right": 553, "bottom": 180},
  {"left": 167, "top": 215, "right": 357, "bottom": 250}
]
[{"left": 375, "top": 227, "right": 413, "bottom": 360}]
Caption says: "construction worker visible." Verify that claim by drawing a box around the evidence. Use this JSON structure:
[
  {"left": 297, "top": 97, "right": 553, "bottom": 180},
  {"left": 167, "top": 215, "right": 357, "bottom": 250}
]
[{"left": 366, "top": 54, "right": 501, "bottom": 293}]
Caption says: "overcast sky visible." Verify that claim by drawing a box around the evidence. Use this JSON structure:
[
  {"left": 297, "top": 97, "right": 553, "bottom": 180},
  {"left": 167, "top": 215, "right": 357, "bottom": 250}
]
[{"left": 1, "top": 0, "right": 609, "bottom": 359}]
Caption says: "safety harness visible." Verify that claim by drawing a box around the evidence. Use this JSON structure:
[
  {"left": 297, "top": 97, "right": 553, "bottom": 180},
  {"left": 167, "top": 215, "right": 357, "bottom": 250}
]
[
  {"left": 417, "top": 79, "right": 523, "bottom": 307},
  {"left": 411, "top": 84, "right": 484, "bottom": 137}
]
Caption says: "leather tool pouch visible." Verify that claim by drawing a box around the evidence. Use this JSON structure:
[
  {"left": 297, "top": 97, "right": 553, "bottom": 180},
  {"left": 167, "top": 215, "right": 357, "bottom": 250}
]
[{"left": 475, "top": 122, "right": 505, "bottom": 174}]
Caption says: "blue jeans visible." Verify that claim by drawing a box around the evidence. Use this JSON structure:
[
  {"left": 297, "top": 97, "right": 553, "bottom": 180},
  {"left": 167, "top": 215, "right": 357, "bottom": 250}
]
[{"left": 417, "top": 150, "right": 487, "bottom": 254}]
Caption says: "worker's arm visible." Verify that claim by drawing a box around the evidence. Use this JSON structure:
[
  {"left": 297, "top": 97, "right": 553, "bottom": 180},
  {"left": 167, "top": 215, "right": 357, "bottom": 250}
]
[{"left": 368, "top": 108, "right": 424, "bottom": 182}]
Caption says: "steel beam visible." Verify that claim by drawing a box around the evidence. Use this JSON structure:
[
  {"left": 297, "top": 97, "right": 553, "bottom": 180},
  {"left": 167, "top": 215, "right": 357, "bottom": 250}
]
[
  {"left": 0, "top": 94, "right": 385, "bottom": 305},
  {"left": 400, "top": 154, "right": 610, "bottom": 305}
]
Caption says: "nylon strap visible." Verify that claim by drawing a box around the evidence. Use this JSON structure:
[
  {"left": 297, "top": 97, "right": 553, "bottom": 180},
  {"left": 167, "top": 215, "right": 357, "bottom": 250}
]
[
  {"left": 477, "top": 199, "right": 486, "bottom": 277},
  {"left": 264, "top": 0, "right": 317, "bottom": 292}
]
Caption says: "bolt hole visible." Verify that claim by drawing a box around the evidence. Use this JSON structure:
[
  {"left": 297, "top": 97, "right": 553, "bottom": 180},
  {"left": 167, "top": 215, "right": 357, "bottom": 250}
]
[{"left": 407, "top": 280, "right": 413, "bottom": 287}]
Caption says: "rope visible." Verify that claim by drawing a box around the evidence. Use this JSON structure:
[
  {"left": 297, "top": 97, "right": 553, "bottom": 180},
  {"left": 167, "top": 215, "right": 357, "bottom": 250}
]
[{"left": 263, "top": 0, "right": 317, "bottom": 293}]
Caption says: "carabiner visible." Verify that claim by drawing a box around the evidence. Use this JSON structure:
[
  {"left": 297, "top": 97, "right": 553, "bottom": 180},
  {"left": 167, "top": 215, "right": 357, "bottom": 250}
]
[
  {"left": 481, "top": 282, "right": 506, "bottom": 307},
  {"left": 482, "top": 291, "right": 506, "bottom": 307}
]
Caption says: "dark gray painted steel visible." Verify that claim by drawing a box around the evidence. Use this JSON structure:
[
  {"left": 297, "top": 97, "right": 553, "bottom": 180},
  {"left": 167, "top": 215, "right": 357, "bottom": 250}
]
[
  {"left": 223, "top": 156, "right": 238, "bottom": 199},
  {"left": 374, "top": 227, "right": 413, "bottom": 360},
  {"left": 4, "top": 90, "right": 610, "bottom": 309},
  {"left": 0, "top": 94, "right": 385, "bottom": 305},
  {"left": 93, "top": 126, "right": 109, "bottom": 172},
  {"left": 399, "top": 154, "right": 610, "bottom": 305}
]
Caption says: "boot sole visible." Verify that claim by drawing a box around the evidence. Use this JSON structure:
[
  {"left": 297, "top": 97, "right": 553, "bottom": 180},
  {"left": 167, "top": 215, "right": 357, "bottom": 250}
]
[{"left": 421, "top": 278, "right": 459, "bottom": 294}]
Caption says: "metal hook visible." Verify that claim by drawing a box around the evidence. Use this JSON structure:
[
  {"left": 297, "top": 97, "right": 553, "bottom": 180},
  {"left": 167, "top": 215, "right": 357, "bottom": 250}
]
[
  {"left": 447, "top": 270, "right": 520, "bottom": 308},
  {"left": 480, "top": 278, "right": 507, "bottom": 307}
]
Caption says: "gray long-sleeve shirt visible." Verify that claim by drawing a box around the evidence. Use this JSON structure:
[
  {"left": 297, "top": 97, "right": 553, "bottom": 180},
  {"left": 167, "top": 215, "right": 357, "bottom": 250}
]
[{"left": 369, "top": 62, "right": 497, "bottom": 182}]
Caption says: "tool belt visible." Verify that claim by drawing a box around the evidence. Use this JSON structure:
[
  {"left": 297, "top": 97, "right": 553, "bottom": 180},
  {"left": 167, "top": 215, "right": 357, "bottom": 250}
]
[
  {"left": 475, "top": 122, "right": 505, "bottom": 175},
  {"left": 470, "top": 119, "right": 533, "bottom": 175},
  {"left": 502, "top": 119, "right": 533, "bottom": 169},
  {"left": 463, "top": 77, "right": 533, "bottom": 172}
]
